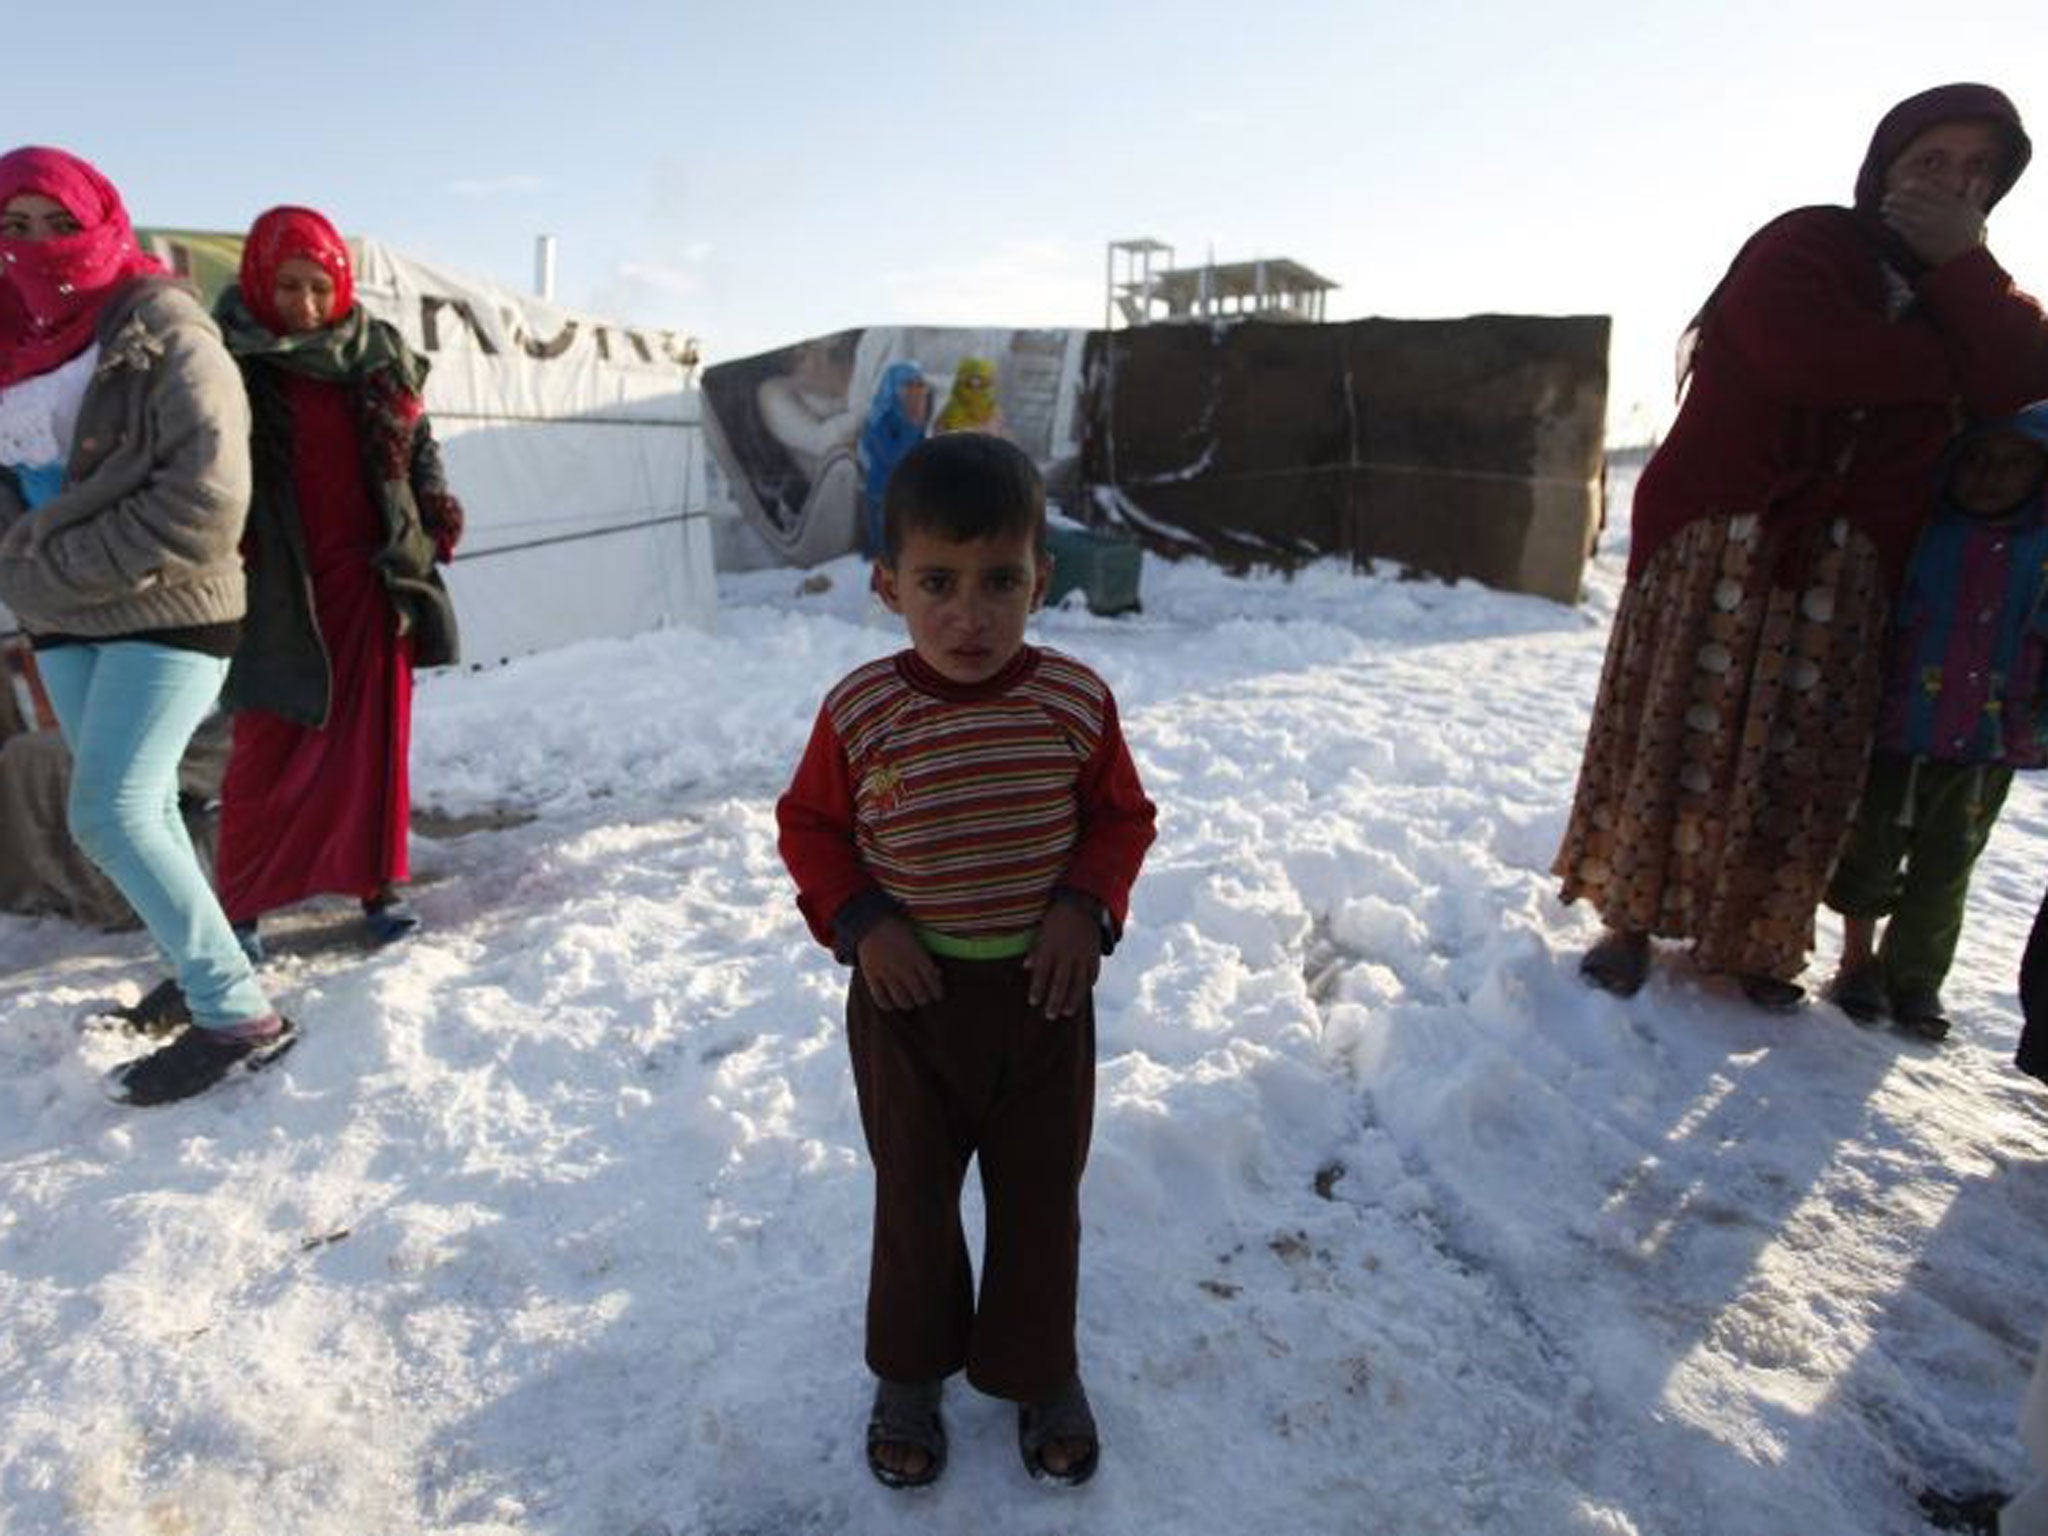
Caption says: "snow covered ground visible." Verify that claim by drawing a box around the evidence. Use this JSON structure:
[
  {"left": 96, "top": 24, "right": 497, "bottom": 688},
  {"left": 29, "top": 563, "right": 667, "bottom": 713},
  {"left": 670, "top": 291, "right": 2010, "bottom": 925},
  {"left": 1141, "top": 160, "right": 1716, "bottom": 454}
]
[{"left": 4, "top": 468, "right": 2047, "bottom": 1536}]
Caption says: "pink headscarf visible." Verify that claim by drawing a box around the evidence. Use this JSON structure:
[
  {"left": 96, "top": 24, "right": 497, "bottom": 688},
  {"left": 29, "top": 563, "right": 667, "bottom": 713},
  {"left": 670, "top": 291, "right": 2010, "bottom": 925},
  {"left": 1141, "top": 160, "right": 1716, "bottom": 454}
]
[
  {"left": 0, "top": 146, "right": 167, "bottom": 386},
  {"left": 238, "top": 205, "right": 356, "bottom": 335}
]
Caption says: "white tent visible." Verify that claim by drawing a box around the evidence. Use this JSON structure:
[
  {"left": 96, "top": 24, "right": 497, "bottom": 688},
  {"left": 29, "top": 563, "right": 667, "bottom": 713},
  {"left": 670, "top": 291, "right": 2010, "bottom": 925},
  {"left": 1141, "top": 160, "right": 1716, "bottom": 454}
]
[{"left": 353, "top": 239, "right": 715, "bottom": 662}]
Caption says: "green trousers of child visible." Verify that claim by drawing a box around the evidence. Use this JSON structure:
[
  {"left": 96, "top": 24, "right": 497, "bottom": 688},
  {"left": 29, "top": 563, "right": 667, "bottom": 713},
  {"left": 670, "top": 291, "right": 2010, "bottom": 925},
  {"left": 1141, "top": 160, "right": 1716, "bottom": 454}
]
[{"left": 1825, "top": 752, "right": 2012, "bottom": 998}]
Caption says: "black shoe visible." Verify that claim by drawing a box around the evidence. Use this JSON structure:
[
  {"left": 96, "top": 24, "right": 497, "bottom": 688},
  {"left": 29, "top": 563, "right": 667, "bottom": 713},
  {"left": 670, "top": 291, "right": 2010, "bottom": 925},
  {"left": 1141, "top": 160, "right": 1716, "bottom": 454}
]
[
  {"left": 107, "top": 1017, "right": 299, "bottom": 1106},
  {"left": 1891, "top": 987, "right": 1951, "bottom": 1042},
  {"left": 1740, "top": 974, "right": 1806, "bottom": 1013},
  {"left": 1580, "top": 931, "right": 1651, "bottom": 997},
  {"left": 1824, "top": 960, "right": 1888, "bottom": 1025},
  {"left": 363, "top": 895, "right": 421, "bottom": 947},
  {"left": 1916, "top": 1486, "right": 2004, "bottom": 1534},
  {"left": 106, "top": 978, "right": 192, "bottom": 1036}
]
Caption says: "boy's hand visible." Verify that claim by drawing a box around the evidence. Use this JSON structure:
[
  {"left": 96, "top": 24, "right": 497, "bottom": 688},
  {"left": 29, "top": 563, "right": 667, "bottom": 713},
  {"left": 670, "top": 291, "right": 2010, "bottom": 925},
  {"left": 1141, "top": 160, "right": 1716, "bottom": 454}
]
[
  {"left": 1024, "top": 903, "right": 1100, "bottom": 1019},
  {"left": 857, "top": 918, "right": 943, "bottom": 1011}
]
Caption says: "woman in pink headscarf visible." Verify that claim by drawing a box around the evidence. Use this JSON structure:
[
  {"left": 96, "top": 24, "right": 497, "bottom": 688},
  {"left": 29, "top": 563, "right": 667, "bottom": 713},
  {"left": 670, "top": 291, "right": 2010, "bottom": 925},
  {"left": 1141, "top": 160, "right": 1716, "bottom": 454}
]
[
  {"left": 0, "top": 146, "right": 293, "bottom": 1105},
  {"left": 210, "top": 206, "right": 463, "bottom": 955}
]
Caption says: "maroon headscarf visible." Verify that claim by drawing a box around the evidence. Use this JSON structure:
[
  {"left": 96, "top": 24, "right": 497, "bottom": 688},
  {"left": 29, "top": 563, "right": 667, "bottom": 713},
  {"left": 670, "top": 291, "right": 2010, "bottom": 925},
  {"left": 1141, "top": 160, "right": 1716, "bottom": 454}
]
[
  {"left": 237, "top": 205, "right": 356, "bottom": 335},
  {"left": 1852, "top": 82, "right": 2032, "bottom": 217},
  {"left": 1645, "top": 85, "right": 2037, "bottom": 585},
  {"left": 0, "top": 146, "right": 166, "bottom": 387},
  {"left": 1677, "top": 83, "right": 2034, "bottom": 395}
]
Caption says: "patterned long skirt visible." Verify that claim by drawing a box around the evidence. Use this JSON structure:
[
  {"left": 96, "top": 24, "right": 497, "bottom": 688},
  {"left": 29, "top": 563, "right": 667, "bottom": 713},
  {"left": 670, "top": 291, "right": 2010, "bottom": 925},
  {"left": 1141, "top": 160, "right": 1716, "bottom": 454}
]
[{"left": 1554, "top": 511, "right": 1887, "bottom": 981}]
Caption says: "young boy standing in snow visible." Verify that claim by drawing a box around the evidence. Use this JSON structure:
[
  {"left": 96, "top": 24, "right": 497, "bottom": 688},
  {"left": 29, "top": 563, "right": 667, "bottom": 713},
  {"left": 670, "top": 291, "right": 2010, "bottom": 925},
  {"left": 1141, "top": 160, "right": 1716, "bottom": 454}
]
[
  {"left": 1825, "top": 403, "right": 2048, "bottom": 1039},
  {"left": 777, "top": 432, "right": 1154, "bottom": 1491}
]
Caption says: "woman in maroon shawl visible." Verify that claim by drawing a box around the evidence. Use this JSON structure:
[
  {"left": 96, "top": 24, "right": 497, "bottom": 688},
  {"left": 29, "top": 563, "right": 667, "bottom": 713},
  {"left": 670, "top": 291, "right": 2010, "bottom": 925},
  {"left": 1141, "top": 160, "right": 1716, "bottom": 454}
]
[
  {"left": 1555, "top": 84, "right": 2048, "bottom": 1009},
  {"left": 212, "top": 207, "right": 462, "bottom": 955}
]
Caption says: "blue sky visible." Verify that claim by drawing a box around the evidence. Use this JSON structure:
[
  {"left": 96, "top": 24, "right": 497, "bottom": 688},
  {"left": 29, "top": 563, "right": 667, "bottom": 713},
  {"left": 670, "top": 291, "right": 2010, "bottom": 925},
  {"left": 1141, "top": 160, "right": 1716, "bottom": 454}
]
[{"left": 14, "top": 1, "right": 2048, "bottom": 439}]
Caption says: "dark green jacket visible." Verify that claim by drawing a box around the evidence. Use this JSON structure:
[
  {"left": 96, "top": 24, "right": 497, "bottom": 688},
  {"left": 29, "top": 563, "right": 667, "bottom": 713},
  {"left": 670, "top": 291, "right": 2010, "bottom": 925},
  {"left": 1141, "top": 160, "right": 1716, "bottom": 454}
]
[{"left": 222, "top": 335, "right": 461, "bottom": 727}]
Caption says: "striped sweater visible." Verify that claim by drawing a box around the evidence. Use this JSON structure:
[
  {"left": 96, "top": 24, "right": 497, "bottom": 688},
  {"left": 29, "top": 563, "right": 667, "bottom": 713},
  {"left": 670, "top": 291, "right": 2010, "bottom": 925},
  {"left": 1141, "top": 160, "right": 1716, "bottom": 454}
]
[{"left": 777, "top": 644, "right": 1154, "bottom": 953}]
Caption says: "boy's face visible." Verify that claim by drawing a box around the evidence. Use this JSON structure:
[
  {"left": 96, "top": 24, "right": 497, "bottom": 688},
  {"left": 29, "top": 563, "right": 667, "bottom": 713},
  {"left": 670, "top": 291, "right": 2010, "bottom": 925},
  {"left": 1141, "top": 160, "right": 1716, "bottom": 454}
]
[
  {"left": 1952, "top": 431, "right": 2048, "bottom": 520},
  {"left": 876, "top": 525, "right": 1049, "bottom": 685}
]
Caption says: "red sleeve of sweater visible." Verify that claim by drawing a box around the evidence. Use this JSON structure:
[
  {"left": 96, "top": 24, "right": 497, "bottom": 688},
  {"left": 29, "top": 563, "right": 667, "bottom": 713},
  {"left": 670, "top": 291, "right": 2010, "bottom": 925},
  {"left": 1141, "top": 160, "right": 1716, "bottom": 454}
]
[
  {"left": 1059, "top": 691, "right": 1156, "bottom": 929},
  {"left": 1713, "top": 211, "right": 1956, "bottom": 409},
  {"left": 775, "top": 705, "right": 880, "bottom": 949},
  {"left": 1916, "top": 245, "right": 2048, "bottom": 417}
]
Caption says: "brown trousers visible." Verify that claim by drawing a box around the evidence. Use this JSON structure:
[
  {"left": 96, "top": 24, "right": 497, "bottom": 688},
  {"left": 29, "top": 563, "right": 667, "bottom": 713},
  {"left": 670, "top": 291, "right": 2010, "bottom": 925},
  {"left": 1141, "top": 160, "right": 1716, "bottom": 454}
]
[{"left": 846, "top": 954, "right": 1095, "bottom": 1403}]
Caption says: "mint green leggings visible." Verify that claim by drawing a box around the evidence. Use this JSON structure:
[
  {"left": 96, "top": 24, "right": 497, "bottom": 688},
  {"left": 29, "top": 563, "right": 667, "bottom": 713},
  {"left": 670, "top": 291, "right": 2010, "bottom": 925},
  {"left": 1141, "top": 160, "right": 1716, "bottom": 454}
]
[{"left": 37, "top": 641, "right": 273, "bottom": 1030}]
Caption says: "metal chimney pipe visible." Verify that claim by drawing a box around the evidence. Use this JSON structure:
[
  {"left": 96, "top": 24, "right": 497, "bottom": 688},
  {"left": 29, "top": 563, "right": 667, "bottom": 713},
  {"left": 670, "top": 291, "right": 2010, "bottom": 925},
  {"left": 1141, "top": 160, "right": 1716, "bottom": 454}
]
[{"left": 534, "top": 234, "right": 558, "bottom": 301}]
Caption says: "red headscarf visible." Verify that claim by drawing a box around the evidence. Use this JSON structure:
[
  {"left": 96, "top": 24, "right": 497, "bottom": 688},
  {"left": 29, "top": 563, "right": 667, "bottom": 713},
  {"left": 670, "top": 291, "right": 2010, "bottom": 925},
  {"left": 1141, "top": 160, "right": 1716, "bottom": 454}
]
[
  {"left": 238, "top": 206, "right": 355, "bottom": 335},
  {"left": 0, "top": 145, "right": 166, "bottom": 387}
]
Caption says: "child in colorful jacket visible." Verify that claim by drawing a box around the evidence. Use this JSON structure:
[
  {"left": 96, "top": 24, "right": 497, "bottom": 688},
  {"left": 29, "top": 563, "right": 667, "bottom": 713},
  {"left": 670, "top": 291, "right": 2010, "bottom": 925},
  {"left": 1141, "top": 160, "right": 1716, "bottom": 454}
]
[
  {"left": 777, "top": 432, "right": 1154, "bottom": 1492},
  {"left": 1825, "top": 401, "right": 2048, "bottom": 1038}
]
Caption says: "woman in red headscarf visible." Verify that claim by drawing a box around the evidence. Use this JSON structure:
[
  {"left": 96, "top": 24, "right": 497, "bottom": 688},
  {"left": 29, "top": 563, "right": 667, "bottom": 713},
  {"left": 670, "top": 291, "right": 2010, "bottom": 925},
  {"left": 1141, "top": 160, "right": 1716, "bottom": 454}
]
[
  {"left": 0, "top": 146, "right": 293, "bottom": 1106},
  {"left": 211, "top": 206, "right": 463, "bottom": 954},
  {"left": 1555, "top": 84, "right": 2048, "bottom": 1011}
]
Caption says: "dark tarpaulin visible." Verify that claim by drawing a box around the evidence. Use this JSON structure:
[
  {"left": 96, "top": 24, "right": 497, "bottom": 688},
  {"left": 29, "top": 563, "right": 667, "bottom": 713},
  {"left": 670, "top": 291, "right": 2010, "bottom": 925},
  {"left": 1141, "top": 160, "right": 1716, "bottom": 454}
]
[{"left": 1079, "top": 315, "right": 1609, "bottom": 602}]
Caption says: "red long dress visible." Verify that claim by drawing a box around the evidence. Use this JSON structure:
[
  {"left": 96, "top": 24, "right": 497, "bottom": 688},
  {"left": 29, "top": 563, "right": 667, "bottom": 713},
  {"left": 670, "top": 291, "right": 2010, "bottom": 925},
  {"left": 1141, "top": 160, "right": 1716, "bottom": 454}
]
[{"left": 215, "top": 374, "right": 412, "bottom": 922}]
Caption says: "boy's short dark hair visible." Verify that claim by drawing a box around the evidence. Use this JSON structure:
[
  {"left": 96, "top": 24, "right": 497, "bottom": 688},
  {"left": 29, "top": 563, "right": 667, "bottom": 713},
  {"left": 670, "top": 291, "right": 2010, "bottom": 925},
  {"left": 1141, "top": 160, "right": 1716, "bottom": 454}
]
[{"left": 881, "top": 432, "right": 1046, "bottom": 565}]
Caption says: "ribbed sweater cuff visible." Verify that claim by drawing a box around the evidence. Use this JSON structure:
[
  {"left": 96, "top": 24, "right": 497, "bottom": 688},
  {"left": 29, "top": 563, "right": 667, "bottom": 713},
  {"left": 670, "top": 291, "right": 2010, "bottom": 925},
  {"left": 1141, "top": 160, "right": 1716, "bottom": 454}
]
[{"left": 19, "top": 571, "right": 246, "bottom": 638}]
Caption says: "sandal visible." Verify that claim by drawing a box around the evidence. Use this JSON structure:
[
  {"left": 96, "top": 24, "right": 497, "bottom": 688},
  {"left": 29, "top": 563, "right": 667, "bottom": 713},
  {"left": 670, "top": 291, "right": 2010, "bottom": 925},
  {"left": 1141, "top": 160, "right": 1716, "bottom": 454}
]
[
  {"left": 1019, "top": 1375, "right": 1100, "bottom": 1487},
  {"left": 1579, "top": 930, "right": 1650, "bottom": 997},
  {"left": 106, "top": 977, "right": 192, "bottom": 1036},
  {"left": 1891, "top": 986, "right": 1952, "bottom": 1043},
  {"left": 106, "top": 1016, "right": 300, "bottom": 1107},
  {"left": 1740, "top": 974, "right": 1807, "bottom": 1014},
  {"left": 363, "top": 895, "right": 422, "bottom": 947},
  {"left": 866, "top": 1377, "right": 945, "bottom": 1490},
  {"left": 1823, "top": 960, "right": 1888, "bottom": 1025}
]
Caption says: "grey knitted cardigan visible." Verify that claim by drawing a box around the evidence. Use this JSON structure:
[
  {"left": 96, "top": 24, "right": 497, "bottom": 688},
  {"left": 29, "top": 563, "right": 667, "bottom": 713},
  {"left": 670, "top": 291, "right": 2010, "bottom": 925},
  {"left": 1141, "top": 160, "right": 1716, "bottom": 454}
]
[{"left": 0, "top": 278, "right": 251, "bottom": 637}]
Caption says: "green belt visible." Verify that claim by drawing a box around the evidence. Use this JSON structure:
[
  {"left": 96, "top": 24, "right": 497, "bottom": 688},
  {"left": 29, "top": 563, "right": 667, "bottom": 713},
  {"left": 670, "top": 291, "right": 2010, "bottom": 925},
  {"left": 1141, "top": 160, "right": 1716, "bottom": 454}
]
[{"left": 914, "top": 924, "right": 1035, "bottom": 960}]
